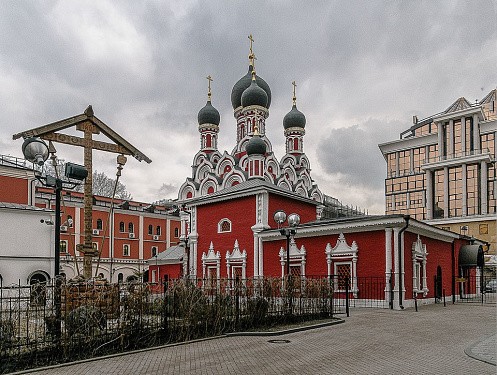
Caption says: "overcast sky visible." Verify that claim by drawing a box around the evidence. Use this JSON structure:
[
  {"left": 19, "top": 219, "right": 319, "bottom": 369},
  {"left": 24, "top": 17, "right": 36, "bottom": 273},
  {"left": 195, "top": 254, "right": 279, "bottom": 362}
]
[{"left": 1, "top": 1, "right": 495, "bottom": 213}]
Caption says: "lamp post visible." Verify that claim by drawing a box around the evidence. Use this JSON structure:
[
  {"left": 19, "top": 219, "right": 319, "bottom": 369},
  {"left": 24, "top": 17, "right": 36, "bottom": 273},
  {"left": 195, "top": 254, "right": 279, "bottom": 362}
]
[
  {"left": 21, "top": 137, "right": 88, "bottom": 278},
  {"left": 273, "top": 210, "right": 300, "bottom": 276}
]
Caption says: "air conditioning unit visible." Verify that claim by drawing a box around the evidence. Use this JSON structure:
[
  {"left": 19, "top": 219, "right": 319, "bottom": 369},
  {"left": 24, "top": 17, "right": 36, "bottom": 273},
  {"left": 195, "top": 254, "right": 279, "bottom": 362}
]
[
  {"left": 92, "top": 229, "right": 100, "bottom": 235},
  {"left": 60, "top": 225, "right": 68, "bottom": 232},
  {"left": 153, "top": 235, "right": 160, "bottom": 240},
  {"left": 129, "top": 233, "right": 135, "bottom": 239}
]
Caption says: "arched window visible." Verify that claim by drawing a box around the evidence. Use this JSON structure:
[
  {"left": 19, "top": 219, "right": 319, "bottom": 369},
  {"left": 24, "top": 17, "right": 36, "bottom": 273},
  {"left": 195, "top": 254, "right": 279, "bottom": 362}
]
[
  {"left": 174, "top": 227, "right": 179, "bottom": 237},
  {"left": 148, "top": 224, "right": 153, "bottom": 235},
  {"left": 123, "top": 244, "right": 130, "bottom": 257},
  {"left": 96, "top": 219, "right": 103, "bottom": 230},
  {"left": 207, "top": 186, "right": 214, "bottom": 194},
  {"left": 218, "top": 219, "right": 232, "bottom": 233},
  {"left": 119, "top": 222, "right": 125, "bottom": 232},
  {"left": 186, "top": 191, "right": 193, "bottom": 199},
  {"left": 128, "top": 222, "right": 134, "bottom": 233},
  {"left": 60, "top": 240, "right": 67, "bottom": 253},
  {"left": 151, "top": 246, "right": 157, "bottom": 257},
  {"left": 118, "top": 273, "right": 124, "bottom": 284},
  {"left": 156, "top": 226, "right": 161, "bottom": 236}
]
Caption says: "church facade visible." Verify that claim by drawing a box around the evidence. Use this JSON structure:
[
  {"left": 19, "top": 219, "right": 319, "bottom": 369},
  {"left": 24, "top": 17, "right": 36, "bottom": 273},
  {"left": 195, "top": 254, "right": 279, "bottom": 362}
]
[{"left": 151, "top": 41, "right": 481, "bottom": 310}]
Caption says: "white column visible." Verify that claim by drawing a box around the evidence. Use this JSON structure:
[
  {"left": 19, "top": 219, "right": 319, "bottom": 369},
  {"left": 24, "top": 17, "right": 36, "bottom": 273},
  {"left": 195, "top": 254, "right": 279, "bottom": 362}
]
[
  {"left": 425, "top": 170, "right": 433, "bottom": 219},
  {"left": 253, "top": 235, "right": 259, "bottom": 277},
  {"left": 385, "top": 228, "right": 393, "bottom": 301},
  {"left": 462, "top": 164, "right": 467, "bottom": 216},
  {"left": 393, "top": 228, "right": 400, "bottom": 308},
  {"left": 448, "top": 119, "right": 454, "bottom": 157},
  {"left": 444, "top": 167, "right": 449, "bottom": 218},
  {"left": 258, "top": 237, "right": 264, "bottom": 277},
  {"left": 422, "top": 257, "right": 428, "bottom": 295},
  {"left": 437, "top": 122, "right": 443, "bottom": 157},
  {"left": 461, "top": 116, "right": 466, "bottom": 154},
  {"left": 166, "top": 218, "right": 171, "bottom": 248},
  {"left": 352, "top": 255, "right": 358, "bottom": 298},
  {"left": 473, "top": 114, "right": 480, "bottom": 151},
  {"left": 481, "top": 160, "right": 488, "bottom": 215},
  {"left": 139, "top": 215, "right": 144, "bottom": 261}
]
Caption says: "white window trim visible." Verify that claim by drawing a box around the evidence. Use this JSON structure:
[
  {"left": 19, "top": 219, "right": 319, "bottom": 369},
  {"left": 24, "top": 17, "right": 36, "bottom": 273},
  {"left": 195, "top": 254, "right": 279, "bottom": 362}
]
[
  {"left": 325, "top": 233, "right": 359, "bottom": 297},
  {"left": 123, "top": 244, "right": 130, "bottom": 257},
  {"left": 412, "top": 235, "right": 429, "bottom": 296},
  {"left": 278, "top": 238, "right": 306, "bottom": 278},
  {"left": 217, "top": 218, "right": 232, "bottom": 233}
]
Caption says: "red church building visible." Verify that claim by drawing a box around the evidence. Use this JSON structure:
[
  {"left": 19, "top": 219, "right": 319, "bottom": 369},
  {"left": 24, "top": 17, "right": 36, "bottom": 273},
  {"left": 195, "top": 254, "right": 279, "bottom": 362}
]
[{"left": 150, "top": 40, "right": 483, "bottom": 310}]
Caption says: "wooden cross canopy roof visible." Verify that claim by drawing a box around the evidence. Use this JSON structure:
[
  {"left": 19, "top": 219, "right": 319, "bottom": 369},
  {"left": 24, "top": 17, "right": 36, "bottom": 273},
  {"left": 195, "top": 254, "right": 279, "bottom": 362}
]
[{"left": 12, "top": 105, "right": 151, "bottom": 163}]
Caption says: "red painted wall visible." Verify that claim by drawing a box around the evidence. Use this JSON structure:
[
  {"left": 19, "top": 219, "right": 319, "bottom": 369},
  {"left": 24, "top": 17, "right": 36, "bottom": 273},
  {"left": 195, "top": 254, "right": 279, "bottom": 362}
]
[
  {"left": 0, "top": 175, "right": 29, "bottom": 204},
  {"left": 268, "top": 193, "right": 317, "bottom": 227},
  {"left": 263, "top": 230, "right": 387, "bottom": 278},
  {"left": 196, "top": 196, "right": 256, "bottom": 277}
]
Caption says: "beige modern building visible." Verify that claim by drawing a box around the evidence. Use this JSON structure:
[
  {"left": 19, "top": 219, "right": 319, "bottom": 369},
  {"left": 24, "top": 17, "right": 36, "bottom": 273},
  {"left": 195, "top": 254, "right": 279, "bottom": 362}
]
[{"left": 379, "top": 89, "right": 496, "bottom": 254}]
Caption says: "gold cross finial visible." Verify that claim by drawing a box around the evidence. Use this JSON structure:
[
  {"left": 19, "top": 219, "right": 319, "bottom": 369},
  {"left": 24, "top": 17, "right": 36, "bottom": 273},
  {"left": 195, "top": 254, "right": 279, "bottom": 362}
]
[
  {"left": 248, "top": 34, "right": 254, "bottom": 55},
  {"left": 206, "top": 75, "right": 213, "bottom": 100},
  {"left": 248, "top": 34, "right": 255, "bottom": 66},
  {"left": 292, "top": 81, "right": 297, "bottom": 105}
]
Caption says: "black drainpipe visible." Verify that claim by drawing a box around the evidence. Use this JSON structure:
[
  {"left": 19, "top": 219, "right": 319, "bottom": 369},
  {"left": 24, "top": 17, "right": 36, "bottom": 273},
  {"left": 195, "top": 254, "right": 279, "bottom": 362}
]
[{"left": 398, "top": 215, "right": 410, "bottom": 309}]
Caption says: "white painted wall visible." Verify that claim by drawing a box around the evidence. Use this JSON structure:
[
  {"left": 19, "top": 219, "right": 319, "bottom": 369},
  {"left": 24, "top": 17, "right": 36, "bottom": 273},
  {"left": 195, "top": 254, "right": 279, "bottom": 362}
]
[{"left": 0, "top": 206, "right": 53, "bottom": 285}]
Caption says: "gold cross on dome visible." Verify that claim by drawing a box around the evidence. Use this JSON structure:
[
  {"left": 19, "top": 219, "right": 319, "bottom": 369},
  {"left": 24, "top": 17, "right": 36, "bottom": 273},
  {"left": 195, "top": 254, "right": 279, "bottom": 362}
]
[
  {"left": 206, "top": 75, "right": 213, "bottom": 99},
  {"left": 248, "top": 34, "right": 254, "bottom": 55},
  {"left": 292, "top": 81, "right": 297, "bottom": 105}
]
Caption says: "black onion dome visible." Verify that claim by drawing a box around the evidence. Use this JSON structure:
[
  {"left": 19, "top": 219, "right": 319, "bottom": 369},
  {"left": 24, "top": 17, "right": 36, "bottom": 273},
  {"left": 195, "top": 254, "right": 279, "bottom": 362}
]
[
  {"left": 198, "top": 100, "right": 220, "bottom": 125},
  {"left": 283, "top": 104, "right": 306, "bottom": 129},
  {"left": 246, "top": 135, "right": 267, "bottom": 155},
  {"left": 231, "top": 65, "right": 271, "bottom": 109},
  {"left": 241, "top": 78, "right": 268, "bottom": 108}
]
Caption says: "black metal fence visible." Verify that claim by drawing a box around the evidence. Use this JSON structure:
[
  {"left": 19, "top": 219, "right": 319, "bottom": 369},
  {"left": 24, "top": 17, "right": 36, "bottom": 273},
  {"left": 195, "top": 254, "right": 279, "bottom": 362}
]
[
  {"left": 0, "top": 275, "right": 386, "bottom": 373},
  {"left": 453, "top": 274, "right": 497, "bottom": 304}
]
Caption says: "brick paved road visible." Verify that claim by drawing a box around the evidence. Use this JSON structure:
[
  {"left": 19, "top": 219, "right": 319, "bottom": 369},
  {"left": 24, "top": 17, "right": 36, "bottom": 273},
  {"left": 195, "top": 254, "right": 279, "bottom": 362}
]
[{"left": 18, "top": 303, "right": 496, "bottom": 375}]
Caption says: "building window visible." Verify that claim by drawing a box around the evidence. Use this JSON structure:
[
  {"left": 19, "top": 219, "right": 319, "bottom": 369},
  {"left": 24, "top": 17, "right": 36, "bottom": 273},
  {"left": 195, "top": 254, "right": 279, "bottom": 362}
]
[
  {"left": 218, "top": 219, "right": 232, "bottom": 233},
  {"left": 151, "top": 246, "right": 158, "bottom": 257},
  {"left": 92, "top": 242, "right": 98, "bottom": 252},
  {"left": 334, "top": 263, "right": 350, "bottom": 289},
  {"left": 118, "top": 273, "right": 124, "bottom": 284},
  {"left": 119, "top": 222, "right": 125, "bottom": 232},
  {"left": 60, "top": 240, "right": 68, "bottom": 253},
  {"left": 96, "top": 219, "right": 103, "bottom": 230},
  {"left": 479, "top": 224, "right": 488, "bottom": 235},
  {"left": 128, "top": 222, "right": 134, "bottom": 233},
  {"left": 174, "top": 227, "right": 179, "bottom": 237},
  {"left": 156, "top": 226, "right": 161, "bottom": 236},
  {"left": 148, "top": 225, "right": 153, "bottom": 235},
  {"left": 467, "top": 164, "right": 480, "bottom": 216},
  {"left": 123, "top": 244, "right": 130, "bottom": 257}
]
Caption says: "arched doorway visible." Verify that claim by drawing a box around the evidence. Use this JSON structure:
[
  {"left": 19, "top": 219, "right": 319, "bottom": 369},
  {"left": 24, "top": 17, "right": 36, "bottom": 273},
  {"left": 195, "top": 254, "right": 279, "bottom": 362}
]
[
  {"left": 29, "top": 271, "right": 50, "bottom": 307},
  {"left": 435, "top": 266, "right": 443, "bottom": 300}
]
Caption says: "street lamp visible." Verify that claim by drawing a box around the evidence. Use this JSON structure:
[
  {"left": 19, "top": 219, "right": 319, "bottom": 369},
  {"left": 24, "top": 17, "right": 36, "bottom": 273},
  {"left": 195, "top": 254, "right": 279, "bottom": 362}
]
[
  {"left": 273, "top": 210, "right": 300, "bottom": 276},
  {"left": 21, "top": 137, "right": 88, "bottom": 278}
]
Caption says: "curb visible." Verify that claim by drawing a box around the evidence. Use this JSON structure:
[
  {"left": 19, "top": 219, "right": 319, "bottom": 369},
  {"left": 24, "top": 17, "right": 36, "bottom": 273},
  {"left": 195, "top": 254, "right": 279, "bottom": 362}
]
[
  {"left": 225, "top": 318, "right": 345, "bottom": 337},
  {"left": 464, "top": 333, "right": 496, "bottom": 366}
]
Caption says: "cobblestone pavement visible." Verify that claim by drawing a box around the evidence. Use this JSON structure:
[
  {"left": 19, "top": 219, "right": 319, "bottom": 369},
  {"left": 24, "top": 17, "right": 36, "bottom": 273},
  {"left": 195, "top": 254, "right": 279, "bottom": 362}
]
[{"left": 18, "top": 303, "right": 496, "bottom": 375}]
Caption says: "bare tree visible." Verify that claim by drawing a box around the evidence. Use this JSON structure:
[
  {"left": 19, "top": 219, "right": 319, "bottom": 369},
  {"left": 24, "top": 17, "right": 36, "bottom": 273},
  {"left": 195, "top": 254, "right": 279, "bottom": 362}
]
[
  {"left": 43, "top": 161, "right": 132, "bottom": 200},
  {"left": 92, "top": 171, "right": 133, "bottom": 200}
]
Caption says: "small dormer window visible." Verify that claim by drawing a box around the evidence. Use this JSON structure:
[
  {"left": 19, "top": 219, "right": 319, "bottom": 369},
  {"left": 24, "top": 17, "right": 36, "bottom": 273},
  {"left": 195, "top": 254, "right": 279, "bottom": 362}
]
[{"left": 218, "top": 219, "right": 232, "bottom": 233}]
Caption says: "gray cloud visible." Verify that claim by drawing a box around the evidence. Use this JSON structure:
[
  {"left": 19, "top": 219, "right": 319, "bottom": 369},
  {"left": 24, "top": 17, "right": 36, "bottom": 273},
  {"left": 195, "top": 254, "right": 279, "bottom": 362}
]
[{"left": 1, "top": 0, "right": 495, "bottom": 208}]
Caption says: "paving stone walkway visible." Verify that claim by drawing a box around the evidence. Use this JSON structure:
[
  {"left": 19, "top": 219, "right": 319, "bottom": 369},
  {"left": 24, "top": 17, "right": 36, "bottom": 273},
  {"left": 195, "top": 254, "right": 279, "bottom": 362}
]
[{"left": 15, "top": 303, "right": 497, "bottom": 375}]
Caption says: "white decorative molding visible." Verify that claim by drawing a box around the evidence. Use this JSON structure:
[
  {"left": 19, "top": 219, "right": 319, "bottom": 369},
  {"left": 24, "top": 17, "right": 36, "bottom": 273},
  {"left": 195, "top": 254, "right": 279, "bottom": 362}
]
[
  {"left": 412, "top": 235, "right": 429, "bottom": 296},
  {"left": 325, "top": 233, "right": 359, "bottom": 297},
  {"left": 226, "top": 240, "right": 247, "bottom": 281},
  {"left": 278, "top": 238, "right": 307, "bottom": 277}
]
